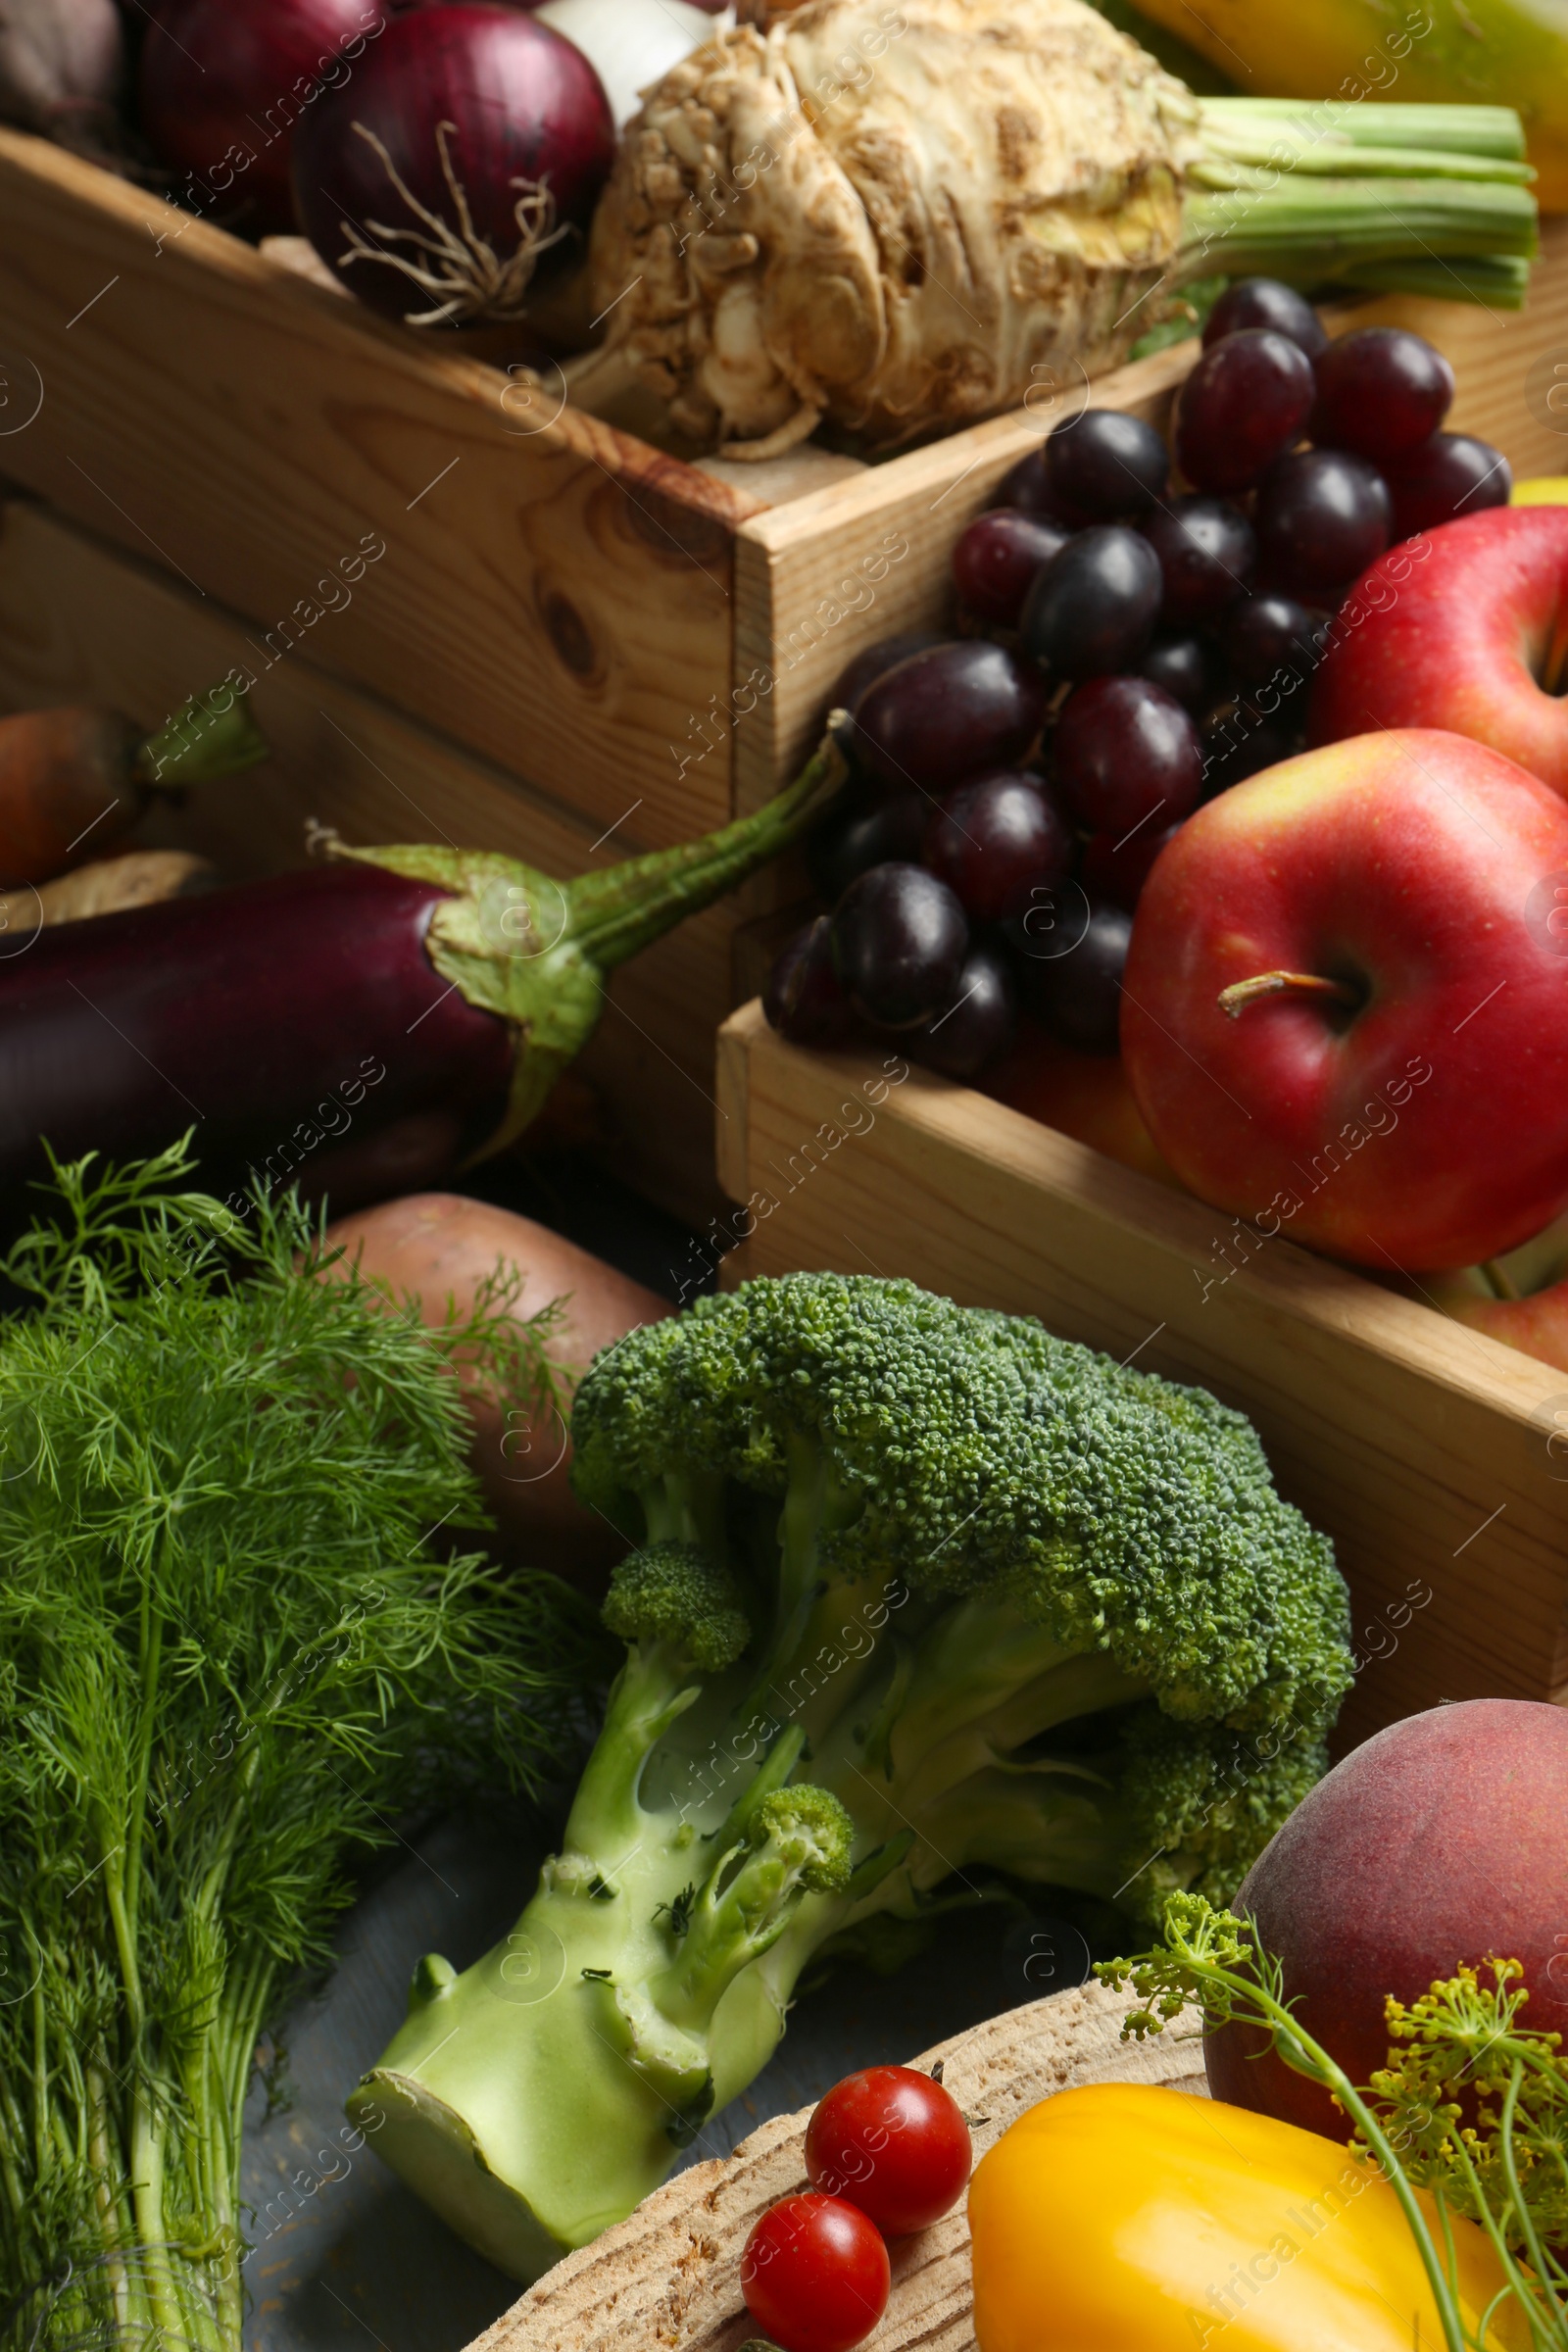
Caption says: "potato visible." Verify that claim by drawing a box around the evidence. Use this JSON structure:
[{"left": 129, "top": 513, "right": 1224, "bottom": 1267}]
[
  {"left": 322, "top": 1193, "right": 670, "bottom": 1581},
  {"left": 1205, "top": 1700, "right": 1568, "bottom": 2136}
]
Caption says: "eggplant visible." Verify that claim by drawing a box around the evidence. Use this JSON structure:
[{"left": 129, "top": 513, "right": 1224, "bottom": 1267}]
[{"left": 0, "top": 728, "right": 847, "bottom": 1200}]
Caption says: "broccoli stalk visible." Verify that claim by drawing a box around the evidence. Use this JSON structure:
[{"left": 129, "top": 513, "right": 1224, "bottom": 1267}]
[{"left": 349, "top": 1276, "right": 1353, "bottom": 2280}]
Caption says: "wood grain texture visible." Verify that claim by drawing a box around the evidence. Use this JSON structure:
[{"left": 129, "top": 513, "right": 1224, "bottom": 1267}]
[
  {"left": 714, "top": 1002, "right": 1568, "bottom": 1747},
  {"left": 0, "top": 131, "right": 746, "bottom": 847},
  {"left": 5, "top": 133, "right": 1563, "bottom": 865},
  {"left": 730, "top": 221, "right": 1568, "bottom": 809},
  {"left": 468, "top": 1980, "right": 1205, "bottom": 2352},
  {"left": 0, "top": 499, "right": 731, "bottom": 1222}
]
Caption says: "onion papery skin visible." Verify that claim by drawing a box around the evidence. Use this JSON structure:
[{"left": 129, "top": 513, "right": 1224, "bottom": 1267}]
[
  {"left": 291, "top": 2, "right": 614, "bottom": 322},
  {"left": 139, "top": 0, "right": 390, "bottom": 235}
]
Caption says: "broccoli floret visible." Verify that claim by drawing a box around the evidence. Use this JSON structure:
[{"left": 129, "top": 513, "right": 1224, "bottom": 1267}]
[
  {"left": 352, "top": 1274, "right": 1352, "bottom": 2279},
  {"left": 602, "top": 1541, "right": 751, "bottom": 1674}
]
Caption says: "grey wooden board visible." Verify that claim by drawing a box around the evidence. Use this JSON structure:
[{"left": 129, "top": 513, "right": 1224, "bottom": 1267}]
[{"left": 239, "top": 1807, "right": 1089, "bottom": 2352}]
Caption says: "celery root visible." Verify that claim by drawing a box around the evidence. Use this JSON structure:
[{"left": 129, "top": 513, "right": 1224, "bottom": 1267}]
[{"left": 588, "top": 0, "right": 1537, "bottom": 454}]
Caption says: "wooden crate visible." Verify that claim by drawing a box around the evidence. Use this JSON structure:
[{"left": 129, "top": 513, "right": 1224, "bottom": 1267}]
[
  {"left": 715, "top": 1002, "right": 1568, "bottom": 1752},
  {"left": 3, "top": 133, "right": 1567, "bottom": 1224},
  {"left": 3, "top": 124, "right": 1567, "bottom": 863},
  {"left": 0, "top": 497, "right": 734, "bottom": 1221}
]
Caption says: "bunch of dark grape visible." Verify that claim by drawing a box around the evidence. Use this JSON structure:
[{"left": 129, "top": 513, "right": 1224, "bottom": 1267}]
[{"left": 765, "top": 278, "right": 1510, "bottom": 1083}]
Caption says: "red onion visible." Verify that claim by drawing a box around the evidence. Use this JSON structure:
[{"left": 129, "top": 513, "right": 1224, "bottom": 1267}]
[
  {"left": 291, "top": 3, "right": 613, "bottom": 324},
  {"left": 139, "top": 0, "right": 389, "bottom": 234}
]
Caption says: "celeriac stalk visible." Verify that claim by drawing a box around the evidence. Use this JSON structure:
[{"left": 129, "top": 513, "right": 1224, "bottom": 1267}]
[{"left": 1182, "top": 96, "right": 1537, "bottom": 303}]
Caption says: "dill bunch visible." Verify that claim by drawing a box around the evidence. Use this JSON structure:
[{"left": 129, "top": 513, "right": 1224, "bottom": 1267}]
[{"left": 0, "top": 1144, "right": 603, "bottom": 2352}]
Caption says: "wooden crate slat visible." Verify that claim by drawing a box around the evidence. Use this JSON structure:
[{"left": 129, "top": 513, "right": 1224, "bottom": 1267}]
[
  {"left": 715, "top": 1003, "right": 1568, "bottom": 1746},
  {"left": 0, "top": 500, "right": 730, "bottom": 1221},
  {"left": 0, "top": 130, "right": 742, "bottom": 847}
]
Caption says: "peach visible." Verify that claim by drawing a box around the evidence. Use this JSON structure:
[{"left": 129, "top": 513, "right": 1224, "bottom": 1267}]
[{"left": 1205, "top": 1699, "right": 1568, "bottom": 2136}]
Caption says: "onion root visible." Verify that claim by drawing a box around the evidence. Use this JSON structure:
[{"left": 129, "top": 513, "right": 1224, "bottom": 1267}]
[{"left": 333, "top": 118, "right": 568, "bottom": 324}]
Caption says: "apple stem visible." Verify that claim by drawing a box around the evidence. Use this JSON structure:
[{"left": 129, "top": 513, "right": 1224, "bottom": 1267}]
[
  {"left": 1217, "top": 970, "right": 1361, "bottom": 1019},
  {"left": 1479, "top": 1258, "right": 1520, "bottom": 1301}
]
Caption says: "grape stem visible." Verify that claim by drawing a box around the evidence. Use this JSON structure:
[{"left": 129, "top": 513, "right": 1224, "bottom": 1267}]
[{"left": 1217, "top": 969, "right": 1360, "bottom": 1017}]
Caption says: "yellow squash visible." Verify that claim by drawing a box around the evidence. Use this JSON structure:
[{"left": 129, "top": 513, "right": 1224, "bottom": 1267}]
[
  {"left": 1126, "top": 0, "right": 1568, "bottom": 211},
  {"left": 968, "top": 2082, "right": 1530, "bottom": 2352}
]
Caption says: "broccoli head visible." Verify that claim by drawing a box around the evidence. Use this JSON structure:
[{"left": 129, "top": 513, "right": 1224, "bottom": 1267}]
[{"left": 350, "top": 1274, "right": 1351, "bottom": 2278}]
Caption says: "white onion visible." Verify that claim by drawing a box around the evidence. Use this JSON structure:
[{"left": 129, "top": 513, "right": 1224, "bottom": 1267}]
[
  {"left": 534, "top": 0, "right": 719, "bottom": 128},
  {"left": 0, "top": 0, "right": 122, "bottom": 154}
]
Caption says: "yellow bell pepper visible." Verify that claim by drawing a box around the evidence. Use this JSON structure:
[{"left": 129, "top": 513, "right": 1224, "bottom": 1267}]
[
  {"left": 1126, "top": 0, "right": 1568, "bottom": 213},
  {"left": 968, "top": 2082, "right": 1530, "bottom": 2352}
]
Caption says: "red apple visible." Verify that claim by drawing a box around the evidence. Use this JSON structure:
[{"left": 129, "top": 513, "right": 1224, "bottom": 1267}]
[
  {"left": 982, "top": 1021, "right": 1177, "bottom": 1186},
  {"left": 1309, "top": 506, "right": 1568, "bottom": 794},
  {"left": 1206, "top": 1700, "right": 1568, "bottom": 2140},
  {"left": 1442, "top": 1274, "right": 1568, "bottom": 1371},
  {"left": 1120, "top": 728, "right": 1568, "bottom": 1270}
]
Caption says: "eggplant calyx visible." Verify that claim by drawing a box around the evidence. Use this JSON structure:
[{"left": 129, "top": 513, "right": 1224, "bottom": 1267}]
[
  {"left": 337, "top": 841, "right": 574, "bottom": 968},
  {"left": 329, "top": 839, "right": 599, "bottom": 1161},
  {"left": 329, "top": 727, "right": 851, "bottom": 1160}
]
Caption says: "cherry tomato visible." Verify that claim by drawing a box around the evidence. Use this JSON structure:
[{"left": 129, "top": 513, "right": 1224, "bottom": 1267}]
[
  {"left": 805, "top": 2064, "right": 972, "bottom": 2236},
  {"left": 741, "top": 2192, "right": 891, "bottom": 2352}
]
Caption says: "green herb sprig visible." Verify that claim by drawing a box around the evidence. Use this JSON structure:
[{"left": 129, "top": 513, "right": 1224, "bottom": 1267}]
[
  {"left": 0, "top": 1143, "right": 604, "bottom": 2352},
  {"left": 1101, "top": 1894, "right": 1568, "bottom": 2352}
]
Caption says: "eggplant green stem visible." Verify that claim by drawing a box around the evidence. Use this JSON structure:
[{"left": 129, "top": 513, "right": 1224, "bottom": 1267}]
[
  {"left": 567, "top": 724, "right": 850, "bottom": 972},
  {"left": 338, "top": 724, "right": 851, "bottom": 1161}
]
